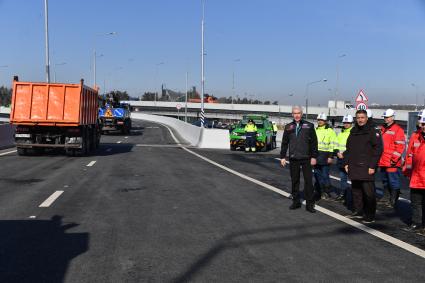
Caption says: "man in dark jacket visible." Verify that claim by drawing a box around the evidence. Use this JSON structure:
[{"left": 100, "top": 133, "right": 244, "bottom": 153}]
[
  {"left": 344, "top": 109, "right": 383, "bottom": 223},
  {"left": 281, "top": 105, "right": 319, "bottom": 213}
]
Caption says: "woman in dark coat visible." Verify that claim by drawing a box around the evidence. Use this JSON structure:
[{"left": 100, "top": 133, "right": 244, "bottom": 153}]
[{"left": 344, "top": 110, "right": 383, "bottom": 223}]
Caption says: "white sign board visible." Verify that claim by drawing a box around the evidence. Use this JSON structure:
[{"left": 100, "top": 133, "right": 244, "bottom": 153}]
[
  {"left": 355, "top": 89, "right": 368, "bottom": 102},
  {"left": 356, "top": 102, "right": 368, "bottom": 110}
]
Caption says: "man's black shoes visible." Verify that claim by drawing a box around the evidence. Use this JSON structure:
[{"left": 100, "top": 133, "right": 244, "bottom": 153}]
[
  {"left": 306, "top": 205, "right": 316, "bottom": 213},
  {"left": 289, "top": 203, "right": 302, "bottom": 210}
]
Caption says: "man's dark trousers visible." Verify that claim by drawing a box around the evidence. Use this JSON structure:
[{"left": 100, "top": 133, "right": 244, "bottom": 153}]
[
  {"left": 352, "top": 180, "right": 376, "bottom": 220},
  {"left": 289, "top": 159, "right": 314, "bottom": 206}
]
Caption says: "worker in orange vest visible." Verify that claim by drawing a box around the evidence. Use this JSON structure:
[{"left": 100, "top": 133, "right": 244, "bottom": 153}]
[{"left": 377, "top": 109, "right": 406, "bottom": 208}]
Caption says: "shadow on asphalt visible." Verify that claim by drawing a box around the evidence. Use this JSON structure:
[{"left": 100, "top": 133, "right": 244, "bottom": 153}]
[
  {"left": 96, "top": 143, "right": 135, "bottom": 156},
  {"left": 0, "top": 215, "right": 89, "bottom": 283},
  {"left": 171, "top": 224, "right": 361, "bottom": 283},
  {"left": 102, "top": 126, "right": 144, "bottom": 137}
]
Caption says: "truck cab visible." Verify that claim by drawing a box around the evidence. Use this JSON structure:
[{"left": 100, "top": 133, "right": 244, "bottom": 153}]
[{"left": 99, "top": 101, "right": 132, "bottom": 134}]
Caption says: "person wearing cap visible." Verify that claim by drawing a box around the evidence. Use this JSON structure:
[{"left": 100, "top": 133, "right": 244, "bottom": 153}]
[
  {"left": 416, "top": 109, "right": 425, "bottom": 131},
  {"left": 314, "top": 113, "right": 337, "bottom": 200},
  {"left": 281, "top": 105, "right": 318, "bottom": 213},
  {"left": 244, "top": 119, "right": 258, "bottom": 152},
  {"left": 272, "top": 121, "right": 278, "bottom": 149},
  {"left": 344, "top": 109, "right": 383, "bottom": 224},
  {"left": 378, "top": 109, "right": 406, "bottom": 208},
  {"left": 334, "top": 115, "right": 354, "bottom": 208},
  {"left": 402, "top": 115, "right": 425, "bottom": 235}
]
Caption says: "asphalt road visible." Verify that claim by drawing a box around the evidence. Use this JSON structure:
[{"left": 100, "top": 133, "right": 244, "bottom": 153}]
[{"left": 0, "top": 120, "right": 424, "bottom": 283}]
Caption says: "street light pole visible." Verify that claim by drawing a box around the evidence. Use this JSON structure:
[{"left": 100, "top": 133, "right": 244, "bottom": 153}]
[
  {"left": 305, "top": 78, "right": 327, "bottom": 120},
  {"left": 185, "top": 71, "right": 188, "bottom": 122},
  {"left": 44, "top": 0, "right": 50, "bottom": 83},
  {"left": 335, "top": 54, "right": 346, "bottom": 103},
  {"left": 93, "top": 32, "right": 116, "bottom": 88},
  {"left": 200, "top": 0, "right": 206, "bottom": 127},
  {"left": 232, "top": 58, "right": 240, "bottom": 105}
]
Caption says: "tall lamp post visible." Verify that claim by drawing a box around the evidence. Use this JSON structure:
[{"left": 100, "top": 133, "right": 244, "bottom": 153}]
[
  {"left": 44, "top": 0, "right": 50, "bottom": 82},
  {"left": 200, "top": 0, "right": 206, "bottom": 127},
  {"left": 411, "top": 83, "right": 419, "bottom": 111},
  {"left": 155, "top": 62, "right": 165, "bottom": 103},
  {"left": 93, "top": 32, "right": 116, "bottom": 88},
  {"left": 305, "top": 78, "right": 327, "bottom": 120},
  {"left": 335, "top": 54, "right": 346, "bottom": 102},
  {"left": 232, "top": 58, "right": 240, "bottom": 104}
]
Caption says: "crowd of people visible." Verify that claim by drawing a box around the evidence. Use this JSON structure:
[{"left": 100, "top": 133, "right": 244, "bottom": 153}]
[{"left": 280, "top": 105, "right": 425, "bottom": 235}]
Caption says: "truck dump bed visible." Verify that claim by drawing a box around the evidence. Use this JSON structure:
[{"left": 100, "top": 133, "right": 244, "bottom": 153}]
[{"left": 10, "top": 80, "right": 98, "bottom": 126}]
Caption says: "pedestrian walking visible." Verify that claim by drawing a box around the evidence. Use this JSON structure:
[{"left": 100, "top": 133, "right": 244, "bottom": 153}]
[{"left": 280, "top": 105, "right": 318, "bottom": 213}]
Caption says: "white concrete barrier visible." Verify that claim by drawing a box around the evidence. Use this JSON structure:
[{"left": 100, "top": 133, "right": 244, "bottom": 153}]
[
  {"left": 131, "top": 113, "right": 230, "bottom": 149},
  {"left": 0, "top": 124, "right": 15, "bottom": 149}
]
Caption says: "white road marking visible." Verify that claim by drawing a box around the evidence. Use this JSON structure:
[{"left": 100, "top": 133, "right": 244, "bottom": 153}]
[
  {"left": 124, "top": 136, "right": 129, "bottom": 139},
  {"left": 136, "top": 144, "right": 183, "bottom": 148},
  {"left": 0, "top": 150, "right": 17, "bottom": 156},
  {"left": 86, "top": 161, "right": 96, "bottom": 167},
  {"left": 160, "top": 124, "right": 425, "bottom": 259},
  {"left": 29, "top": 215, "right": 36, "bottom": 219},
  {"left": 39, "top": 191, "right": 64, "bottom": 208},
  {"left": 146, "top": 126, "right": 159, "bottom": 129},
  {"left": 117, "top": 141, "right": 122, "bottom": 144}
]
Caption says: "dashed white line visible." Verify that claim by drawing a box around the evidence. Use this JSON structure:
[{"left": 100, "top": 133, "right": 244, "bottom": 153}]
[
  {"left": 117, "top": 141, "right": 122, "bottom": 144},
  {"left": 159, "top": 123, "right": 425, "bottom": 259},
  {"left": 86, "top": 161, "right": 97, "bottom": 167},
  {"left": 39, "top": 191, "right": 64, "bottom": 208},
  {"left": 0, "top": 150, "right": 17, "bottom": 156},
  {"left": 124, "top": 136, "right": 129, "bottom": 139}
]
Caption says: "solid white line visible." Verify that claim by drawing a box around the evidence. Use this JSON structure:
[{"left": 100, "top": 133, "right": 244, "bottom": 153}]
[
  {"left": 0, "top": 150, "right": 17, "bottom": 156},
  {"left": 39, "top": 191, "right": 64, "bottom": 208},
  {"left": 117, "top": 141, "right": 122, "bottom": 144},
  {"left": 86, "top": 161, "right": 96, "bottom": 167},
  {"left": 160, "top": 124, "right": 425, "bottom": 259}
]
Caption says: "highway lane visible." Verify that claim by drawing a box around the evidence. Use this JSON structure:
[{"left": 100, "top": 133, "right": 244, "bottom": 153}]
[{"left": 0, "top": 120, "right": 424, "bottom": 282}]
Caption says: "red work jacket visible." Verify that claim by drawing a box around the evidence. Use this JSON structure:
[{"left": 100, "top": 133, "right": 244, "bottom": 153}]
[
  {"left": 378, "top": 123, "right": 405, "bottom": 168},
  {"left": 403, "top": 131, "right": 425, "bottom": 189}
]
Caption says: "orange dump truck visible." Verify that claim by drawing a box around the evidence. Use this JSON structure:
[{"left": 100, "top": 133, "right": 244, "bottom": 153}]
[{"left": 10, "top": 76, "right": 101, "bottom": 156}]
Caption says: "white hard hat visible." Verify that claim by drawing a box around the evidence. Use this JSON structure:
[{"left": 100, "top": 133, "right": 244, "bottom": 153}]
[
  {"left": 418, "top": 109, "right": 425, "bottom": 117},
  {"left": 317, "top": 113, "right": 327, "bottom": 120},
  {"left": 342, "top": 114, "right": 354, "bottom": 123},
  {"left": 272, "top": 121, "right": 276, "bottom": 124},
  {"left": 366, "top": 109, "right": 373, "bottom": 118},
  {"left": 419, "top": 116, "right": 425, "bottom": 123},
  {"left": 382, "top": 108, "right": 395, "bottom": 118}
]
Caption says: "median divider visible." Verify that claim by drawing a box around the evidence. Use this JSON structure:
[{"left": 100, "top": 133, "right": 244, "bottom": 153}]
[{"left": 131, "top": 113, "right": 230, "bottom": 149}]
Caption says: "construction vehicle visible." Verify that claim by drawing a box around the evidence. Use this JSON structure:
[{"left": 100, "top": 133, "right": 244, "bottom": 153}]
[
  {"left": 229, "top": 114, "right": 274, "bottom": 151},
  {"left": 10, "top": 76, "right": 101, "bottom": 156},
  {"left": 98, "top": 95, "right": 132, "bottom": 134}
]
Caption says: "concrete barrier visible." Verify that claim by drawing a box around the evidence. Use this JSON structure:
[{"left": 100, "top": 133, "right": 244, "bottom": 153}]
[
  {"left": 0, "top": 124, "right": 15, "bottom": 149},
  {"left": 131, "top": 113, "right": 230, "bottom": 149}
]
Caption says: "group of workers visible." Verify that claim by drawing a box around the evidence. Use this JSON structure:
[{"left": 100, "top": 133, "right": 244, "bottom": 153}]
[{"left": 280, "top": 105, "right": 425, "bottom": 235}]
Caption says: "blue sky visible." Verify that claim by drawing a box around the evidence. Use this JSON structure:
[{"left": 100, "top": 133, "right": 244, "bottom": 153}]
[{"left": 1, "top": 0, "right": 425, "bottom": 106}]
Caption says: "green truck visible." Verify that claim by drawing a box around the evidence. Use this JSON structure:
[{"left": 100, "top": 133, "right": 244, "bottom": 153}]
[{"left": 229, "top": 114, "right": 274, "bottom": 151}]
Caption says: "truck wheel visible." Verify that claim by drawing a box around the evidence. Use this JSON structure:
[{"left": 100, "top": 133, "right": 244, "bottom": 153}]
[
  {"left": 230, "top": 145, "right": 237, "bottom": 151},
  {"left": 17, "top": 147, "right": 27, "bottom": 156}
]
